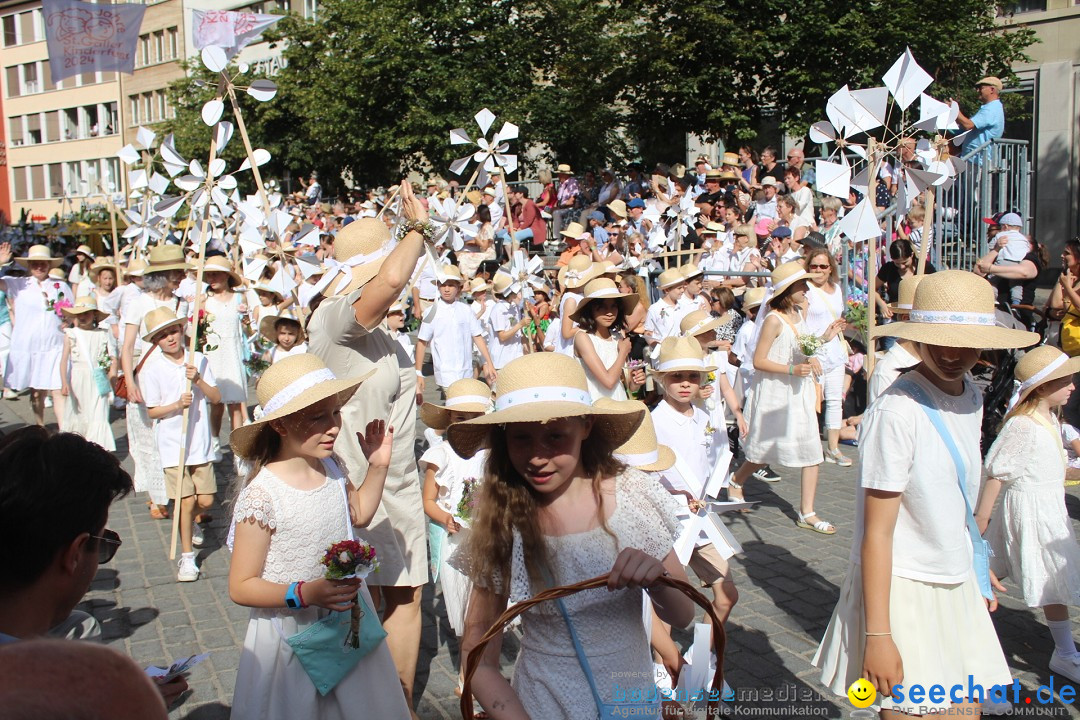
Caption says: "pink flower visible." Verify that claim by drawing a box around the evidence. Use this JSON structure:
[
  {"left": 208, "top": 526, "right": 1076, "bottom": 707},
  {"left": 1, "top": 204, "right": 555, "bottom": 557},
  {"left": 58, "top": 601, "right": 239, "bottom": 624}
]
[{"left": 53, "top": 282, "right": 60, "bottom": 290}]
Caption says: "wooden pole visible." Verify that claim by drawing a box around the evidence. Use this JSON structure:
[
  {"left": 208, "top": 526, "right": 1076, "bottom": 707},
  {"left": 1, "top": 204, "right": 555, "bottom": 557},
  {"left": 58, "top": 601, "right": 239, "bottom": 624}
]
[
  {"left": 226, "top": 84, "right": 272, "bottom": 220},
  {"left": 169, "top": 97, "right": 222, "bottom": 560},
  {"left": 865, "top": 138, "right": 880, "bottom": 378},
  {"left": 99, "top": 181, "right": 122, "bottom": 280},
  {"left": 917, "top": 188, "right": 934, "bottom": 276}
]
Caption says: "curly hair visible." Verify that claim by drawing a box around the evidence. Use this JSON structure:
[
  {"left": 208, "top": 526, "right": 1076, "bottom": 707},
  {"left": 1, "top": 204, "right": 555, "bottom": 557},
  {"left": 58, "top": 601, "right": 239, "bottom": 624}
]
[{"left": 465, "top": 420, "right": 625, "bottom": 594}]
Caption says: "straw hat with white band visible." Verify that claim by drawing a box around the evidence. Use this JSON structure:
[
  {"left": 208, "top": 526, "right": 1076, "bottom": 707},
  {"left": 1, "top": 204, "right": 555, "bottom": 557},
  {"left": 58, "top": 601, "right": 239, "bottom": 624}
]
[
  {"left": 61, "top": 295, "right": 108, "bottom": 323},
  {"left": 203, "top": 255, "right": 242, "bottom": 287},
  {"left": 230, "top": 354, "right": 375, "bottom": 459},
  {"left": 315, "top": 218, "right": 393, "bottom": 298},
  {"left": 742, "top": 286, "right": 767, "bottom": 311},
  {"left": 556, "top": 163, "right": 573, "bottom": 175},
  {"left": 88, "top": 258, "right": 119, "bottom": 283},
  {"left": 492, "top": 272, "right": 521, "bottom": 297},
  {"left": 595, "top": 398, "right": 675, "bottom": 472},
  {"left": 15, "top": 245, "right": 64, "bottom": 269},
  {"left": 651, "top": 336, "right": 717, "bottom": 375},
  {"left": 570, "top": 278, "right": 639, "bottom": 323},
  {"left": 680, "top": 263, "right": 704, "bottom": 281},
  {"left": 141, "top": 307, "right": 186, "bottom": 343},
  {"left": 252, "top": 282, "right": 284, "bottom": 301},
  {"left": 48, "top": 267, "right": 66, "bottom": 281},
  {"left": 259, "top": 308, "right": 306, "bottom": 344},
  {"left": 1008, "top": 345, "right": 1080, "bottom": 411},
  {"left": 446, "top": 353, "right": 645, "bottom": 459},
  {"left": 889, "top": 275, "right": 923, "bottom": 316},
  {"left": 557, "top": 255, "right": 601, "bottom": 290},
  {"left": 657, "top": 268, "right": 685, "bottom": 290},
  {"left": 124, "top": 256, "right": 149, "bottom": 278},
  {"left": 419, "top": 378, "right": 493, "bottom": 430},
  {"left": 559, "top": 222, "right": 587, "bottom": 240},
  {"left": 680, "top": 309, "right": 732, "bottom": 338},
  {"left": 144, "top": 245, "right": 192, "bottom": 274},
  {"left": 468, "top": 277, "right": 491, "bottom": 294},
  {"left": 437, "top": 265, "right": 464, "bottom": 285},
  {"left": 74, "top": 244, "right": 95, "bottom": 259},
  {"left": 769, "top": 261, "right": 810, "bottom": 300},
  {"left": 874, "top": 270, "right": 1039, "bottom": 349}
]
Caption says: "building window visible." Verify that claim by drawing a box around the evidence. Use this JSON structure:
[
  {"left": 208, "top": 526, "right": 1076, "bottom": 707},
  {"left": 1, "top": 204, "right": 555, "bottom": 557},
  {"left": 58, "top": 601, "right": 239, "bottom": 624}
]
[
  {"left": 166, "top": 27, "right": 178, "bottom": 59},
  {"left": 22, "top": 62, "right": 39, "bottom": 94},
  {"left": 2, "top": 15, "right": 17, "bottom": 47},
  {"left": 66, "top": 161, "right": 83, "bottom": 196},
  {"left": 26, "top": 114, "right": 41, "bottom": 145},
  {"left": 13, "top": 167, "right": 27, "bottom": 202},
  {"left": 153, "top": 30, "right": 163, "bottom": 63},
  {"left": 129, "top": 96, "right": 140, "bottom": 126},
  {"left": 105, "top": 102, "right": 117, "bottom": 135},
  {"left": 139, "top": 34, "right": 150, "bottom": 67},
  {"left": 304, "top": 0, "right": 318, "bottom": 19},
  {"left": 102, "top": 158, "right": 120, "bottom": 193},
  {"left": 48, "top": 163, "right": 63, "bottom": 198}
]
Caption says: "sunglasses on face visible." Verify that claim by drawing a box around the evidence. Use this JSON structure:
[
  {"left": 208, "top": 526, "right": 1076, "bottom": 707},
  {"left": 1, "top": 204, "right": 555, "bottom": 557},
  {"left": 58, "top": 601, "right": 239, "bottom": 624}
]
[
  {"left": 809, "top": 264, "right": 830, "bottom": 270},
  {"left": 91, "top": 529, "right": 122, "bottom": 563}
]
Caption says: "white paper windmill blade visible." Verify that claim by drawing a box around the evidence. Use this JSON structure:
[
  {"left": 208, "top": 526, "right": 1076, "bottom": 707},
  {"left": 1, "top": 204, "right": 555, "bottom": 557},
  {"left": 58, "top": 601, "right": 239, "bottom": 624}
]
[
  {"left": 428, "top": 196, "right": 477, "bottom": 251},
  {"left": 449, "top": 108, "right": 519, "bottom": 177},
  {"left": 508, "top": 249, "right": 546, "bottom": 291}
]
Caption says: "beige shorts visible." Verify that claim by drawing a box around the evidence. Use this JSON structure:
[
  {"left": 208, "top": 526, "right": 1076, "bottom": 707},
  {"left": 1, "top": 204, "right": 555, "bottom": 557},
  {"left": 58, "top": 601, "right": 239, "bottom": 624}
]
[
  {"left": 688, "top": 543, "right": 733, "bottom": 587},
  {"left": 164, "top": 464, "right": 217, "bottom": 499}
]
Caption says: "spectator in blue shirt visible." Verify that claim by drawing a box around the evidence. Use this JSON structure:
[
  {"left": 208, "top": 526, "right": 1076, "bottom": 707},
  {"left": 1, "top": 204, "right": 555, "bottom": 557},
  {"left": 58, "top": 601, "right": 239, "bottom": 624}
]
[{"left": 955, "top": 76, "right": 1005, "bottom": 162}]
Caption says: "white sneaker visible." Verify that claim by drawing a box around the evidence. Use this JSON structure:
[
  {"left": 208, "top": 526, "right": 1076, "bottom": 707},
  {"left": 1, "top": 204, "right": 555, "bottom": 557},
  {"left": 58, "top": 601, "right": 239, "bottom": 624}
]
[
  {"left": 177, "top": 555, "right": 199, "bottom": 582},
  {"left": 3, "top": 389, "right": 18, "bottom": 400},
  {"left": 1049, "top": 650, "right": 1080, "bottom": 684},
  {"left": 191, "top": 527, "right": 204, "bottom": 548}
]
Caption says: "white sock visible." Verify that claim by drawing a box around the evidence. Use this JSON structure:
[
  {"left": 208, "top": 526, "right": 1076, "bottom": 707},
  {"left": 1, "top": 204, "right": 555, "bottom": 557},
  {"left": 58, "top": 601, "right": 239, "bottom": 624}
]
[
  {"left": 182, "top": 552, "right": 195, "bottom": 560},
  {"left": 1047, "top": 619, "right": 1077, "bottom": 656}
]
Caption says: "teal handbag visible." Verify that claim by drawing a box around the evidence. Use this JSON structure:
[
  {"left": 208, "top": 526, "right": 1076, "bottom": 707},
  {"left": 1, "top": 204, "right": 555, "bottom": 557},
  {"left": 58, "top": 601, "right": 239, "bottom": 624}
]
[
  {"left": 280, "top": 596, "right": 387, "bottom": 696},
  {"left": 277, "top": 470, "right": 388, "bottom": 695}
]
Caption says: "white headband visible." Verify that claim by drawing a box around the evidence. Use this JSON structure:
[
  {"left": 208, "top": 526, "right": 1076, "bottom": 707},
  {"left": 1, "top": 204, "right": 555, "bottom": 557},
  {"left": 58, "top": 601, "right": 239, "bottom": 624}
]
[
  {"left": 262, "top": 368, "right": 337, "bottom": 414},
  {"left": 494, "top": 386, "right": 592, "bottom": 412},
  {"left": 615, "top": 449, "right": 659, "bottom": 467},
  {"left": 908, "top": 309, "right": 997, "bottom": 327}
]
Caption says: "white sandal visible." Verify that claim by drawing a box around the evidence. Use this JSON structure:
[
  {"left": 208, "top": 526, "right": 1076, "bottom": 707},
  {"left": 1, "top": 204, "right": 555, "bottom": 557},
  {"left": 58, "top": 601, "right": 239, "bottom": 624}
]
[{"left": 796, "top": 511, "right": 836, "bottom": 535}]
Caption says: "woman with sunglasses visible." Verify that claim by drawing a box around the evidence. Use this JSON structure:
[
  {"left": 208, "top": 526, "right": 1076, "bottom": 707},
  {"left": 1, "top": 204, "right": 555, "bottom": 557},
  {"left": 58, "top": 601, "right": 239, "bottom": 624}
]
[{"left": 805, "top": 249, "right": 852, "bottom": 466}]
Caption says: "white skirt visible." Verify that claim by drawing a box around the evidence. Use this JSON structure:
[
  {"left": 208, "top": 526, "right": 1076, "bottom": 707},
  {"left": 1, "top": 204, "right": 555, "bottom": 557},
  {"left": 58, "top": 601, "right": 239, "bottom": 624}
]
[{"left": 813, "top": 564, "right": 1012, "bottom": 714}]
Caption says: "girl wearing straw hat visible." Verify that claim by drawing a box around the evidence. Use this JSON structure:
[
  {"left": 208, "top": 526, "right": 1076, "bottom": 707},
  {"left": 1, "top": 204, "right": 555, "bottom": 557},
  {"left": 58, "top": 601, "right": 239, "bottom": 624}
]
[
  {"left": 571, "top": 277, "right": 643, "bottom": 401},
  {"left": 974, "top": 345, "right": 1080, "bottom": 683},
  {"left": 67, "top": 244, "right": 95, "bottom": 289},
  {"left": 448, "top": 353, "right": 694, "bottom": 719},
  {"left": 814, "top": 270, "right": 1037, "bottom": 717},
  {"left": 258, "top": 308, "right": 307, "bottom": 365},
  {"left": 119, "top": 244, "right": 190, "bottom": 520},
  {"left": 226, "top": 354, "right": 410, "bottom": 720},
  {"left": 551, "top": 255, "right": 601, "bottom": 357},
  {"left": 418, "top": 379, "right": 492, "bottom": 691},
  {"left": 59, "top": 295, "right": 116, "bottom": 451},
  {"left": 728, "top": 262, "right": 844, "bottom": 533},
  {"left": 201, "top": 255, "right": 251, "bottom": 448},
  {"left": 0, "top": 242, "right": 73, "bottom": 427}
]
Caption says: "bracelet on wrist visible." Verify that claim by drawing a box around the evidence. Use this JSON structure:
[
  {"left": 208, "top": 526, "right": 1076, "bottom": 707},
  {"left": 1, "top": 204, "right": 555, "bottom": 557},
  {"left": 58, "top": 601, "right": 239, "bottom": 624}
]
[
  {"left": 398, "top": 219, "right": 438, "bottom": 245},
  {"left": 285, "top": 581, "right": 302, "bottom": 609},
  {"left": 788, "top": 363, "right": 794, "bottom": 375},
  {"left": 865, "top": 631, "right": 891, "bottom": 636}
]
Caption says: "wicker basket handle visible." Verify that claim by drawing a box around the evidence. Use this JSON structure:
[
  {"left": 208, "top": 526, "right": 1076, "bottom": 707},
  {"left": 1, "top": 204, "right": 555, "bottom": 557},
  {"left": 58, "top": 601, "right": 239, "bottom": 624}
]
[{"left": 460, "top": 574, "right": 726, "bottom": 719}]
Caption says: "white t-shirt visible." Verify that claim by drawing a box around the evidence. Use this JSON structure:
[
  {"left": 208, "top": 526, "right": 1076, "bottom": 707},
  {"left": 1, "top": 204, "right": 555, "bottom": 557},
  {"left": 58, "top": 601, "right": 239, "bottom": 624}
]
[
  {"left": 551, "top": 291, "right": 583, "bottom": 357},
  {"left": 652, "top": 400, "right": 716, "bottom": 498},
  {"left": 1061, "top": 422, "right": 1080, "bottom": 470},
  {"left": 677, "top": 292, "right": 710, "bottom": 316},
  {"left": 415, "top": 257, "right": 438, "bottom": 301},
  {"left": 393, "top": 329, "right": 415, "bottom": 363},
  {"left": 417, "top": 299, "right": 483, "bottom": 387},
  {"left": 488, "top": 300, "right": 524, "bottom": 369},
  {"left": 804, "top": 284, "right": 846, "bottom": 372},
  {"left": 791, "top": 186, "right": 815, "bottom": 226},
  {"left": 121, "top": 291, "right": 182, "bottom": 357},
  {"left": 485, "top": 200, "right": 504, "bottom": 230},
  {"left": 867, "top": 342, "right": 920, "bottom": 406},
  {"left": 139, "top": 350, "right": 216, "bottom": 468},
  {"left": 855, "top": 370, "right": 981, "bottom": 584},
  {"left": 270, "top": 342, "right": 308, "bottom": 364},
  {"left": 644, "top": 298, "right": 689, "bottom": 345},
  {"left": 993, "top": 230, "right": 1030, "bottom": 264}
]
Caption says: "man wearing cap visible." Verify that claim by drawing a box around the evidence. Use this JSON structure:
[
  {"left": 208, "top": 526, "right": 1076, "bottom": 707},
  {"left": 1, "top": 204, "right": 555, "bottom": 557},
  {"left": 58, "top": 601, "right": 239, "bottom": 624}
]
[
  {"left": 552, "top": 163, "right": 579, "bottom": 237},
  {"left": 954, "top": 76, "right": 1005, "bottom": 162},
  {"left": 625, "top": 198, "right": 650, "bottom": 238}
]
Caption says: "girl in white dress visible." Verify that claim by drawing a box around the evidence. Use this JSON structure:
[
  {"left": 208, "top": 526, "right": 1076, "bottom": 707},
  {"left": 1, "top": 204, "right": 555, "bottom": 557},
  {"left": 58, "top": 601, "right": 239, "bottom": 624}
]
[
  {"left": 59, "top": 296, "right": 116, "bottom": 450},
  {"left": 571, "top": 277, "right": 642, "bottom": 401},
  {"left": 227, "top": 354, "right": 409, "bottom": 720},
  {"left": 552, "top": 255, "right": 599, "bottom": 356},
  {"left": 448, "top": 353, "right": 695, "bottom": 719},
  {"left": 728, "top": 262, "right": 844, "bottom": 534},
  {"left": 814, "top": 270, "right": 1036, "bottom": 717},
  {"left": 202, "top": 256, "right": 250, "bottom": 446},
  {"left": 418, "top": 379, "right": 491, "bottom": 690},
  {"left": 975, "top": 345, "right": 1080, "bottom": 683},
  {"left": 0, "top": 244, "right": 74, "bottom": 427}
]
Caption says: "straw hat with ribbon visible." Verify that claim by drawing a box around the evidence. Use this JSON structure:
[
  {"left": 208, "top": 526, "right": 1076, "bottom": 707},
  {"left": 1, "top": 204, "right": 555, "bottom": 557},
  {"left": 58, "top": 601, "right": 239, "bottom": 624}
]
[
  {"left": 88, "top": 258, "right": 119, "bottom": 283},
  {"left": 570, "top": 278, "right": 639, "bottom": 323},
  {"left": 680, "top": 309, "right": 731, "bottom": 339},
  {"left": 74, "top": 244, "right": 95, "bottom": 259},
  {"left": 557, "top": 255, "right": 601, "bottom": 290},
  {"left": 446, "top": 352, "right": 645, "bottom": 459},
  {"left": 722, "top": 152, "right": 740, "bottom": 167},
  {"left": 681, "top": 263, "right": 704, "bottom": 281},
  {"left": 48, "top": 267, "right": 66, "bottom": 281},
  {"left": 15, "top": 245, "right": 63, "bottom": 269},
  {"left": 595, "top": 398, "right": 675, "bottom": 472},
  {"left": 559, "top": 221, "right": 586, "bottom": 240},
  {"left": 419, "top": 378, "right": 493, "bottom": 430},
  {"left": 252, "top": 282, "right": 284, "bottom": 301},
  {"left": 61, "top": 295, "right": 108, "bottom": 323},
  {"left": 124, "top": 256, "right": 148, "bottom": 278},
  {"left": 657, "top": 268, "right": 685, "bottom": 290},
  {"left": 314, "top": 218, "right": 392, "bottom": 298},
  {"left": 492, "top": 273, "right": 521, "bottom": 298},
  {"left": 889, "top": 275, "right": 923, "bottom": 315},
  {"left": 1007, "top": 345, "right": 1080, "bottom": 412},
  {"left": 742, "top": 286, "right": 767, "bottom": 311},
  {"left": 651, "top": 336, "right": 717, "bottom": 374},
  {"left": 259, "top": 308, "right": 306, "bottom": 344},
  {"left": 875, "top": 270, "right": 1038, "bottom": 349},
  {"left": 769, "top": 261, "right": 810, "bottom": 300},
  {"left": 144, "top": 245, "right": 192, "bottom": 275},
  {"left": 230, "top": 354, "right": 375, "bottom": 459},
  {"left": 203, "top": 255, "right": 242, "bottom": 287},
  {"left": 556, "top": 163, "right": 573, "bottom": 175},
  {"left": 141, "top": 307, "right": 186, "bottom": 343},
  {"left": 468, "top": 277, "right": 491, "bottom": 294},
  {"left": 438, "top": 265, "right": 464, "bottom": 285}
]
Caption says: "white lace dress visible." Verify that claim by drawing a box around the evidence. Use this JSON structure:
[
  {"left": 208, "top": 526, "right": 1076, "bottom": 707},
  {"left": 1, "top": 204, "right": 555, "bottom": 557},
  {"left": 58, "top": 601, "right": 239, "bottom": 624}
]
[
  {"left": 984, "top": 414, "right": 1080, "bottom": 607},
  {"left": 742, "top": 310, "right": 823, "bottom": 467},
  {"left": 457, "top": 470, "right": 681, "bottom": 718},
  {"left": 205, "top": 292, "right": 248, "bottom": 404},
  {"left": 63, "top": 327, "right": 115, "bottom": 451},
  {"left": 229, "top": 460, "right": 410, "bottom": 720},
  {"left": 578, "top": 331, "right": 627, "bottom": 401}
]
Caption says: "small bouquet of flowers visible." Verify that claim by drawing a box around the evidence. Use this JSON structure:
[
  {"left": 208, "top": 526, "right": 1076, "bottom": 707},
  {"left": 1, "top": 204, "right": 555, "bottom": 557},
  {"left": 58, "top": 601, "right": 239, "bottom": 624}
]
[
  {"left": 455, "top": 478, "right": 481, "bottom": 526},
  {"left": 844, "top": 288, "right": 868, "bottom": 343},
  {"left": 193, "top": 309, "right": 220, "bottom": 353},
  {"left": 53, "top": 297, "right": 73, "bottom": 318},
  {"left": 624, "top": 358, "right": 647, "bottom": 397},
  {"left": 321, "top": 540, "right": 379, "bottom": 649},
  {"left": 796, "top": 333, "right": 823, "bottom": 358},
  {"left": 244, "top": 355, "right": 270, "bottom": 381}
]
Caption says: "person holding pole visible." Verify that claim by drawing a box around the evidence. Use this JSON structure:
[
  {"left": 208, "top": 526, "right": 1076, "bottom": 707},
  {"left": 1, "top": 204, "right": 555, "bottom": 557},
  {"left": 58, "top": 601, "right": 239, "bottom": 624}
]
[{"left": 140, "top": 307, "right": 220, "bottom": 582}]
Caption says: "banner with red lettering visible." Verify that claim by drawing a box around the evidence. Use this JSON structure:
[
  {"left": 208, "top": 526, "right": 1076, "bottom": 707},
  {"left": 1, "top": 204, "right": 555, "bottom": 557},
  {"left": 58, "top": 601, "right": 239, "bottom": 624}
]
[
  {"left": 42, "top": 0, "right": 146, "bottom": 82},
  {"left": 192, "top": 10, "right": 281, "bottom": 59}
]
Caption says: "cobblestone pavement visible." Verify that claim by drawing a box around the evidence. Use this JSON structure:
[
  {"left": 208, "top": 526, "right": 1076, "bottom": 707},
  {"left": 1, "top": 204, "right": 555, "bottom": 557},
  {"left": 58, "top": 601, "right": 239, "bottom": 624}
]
[{"left": 3, "top": 390, "right": 1079, "bottom": 720}]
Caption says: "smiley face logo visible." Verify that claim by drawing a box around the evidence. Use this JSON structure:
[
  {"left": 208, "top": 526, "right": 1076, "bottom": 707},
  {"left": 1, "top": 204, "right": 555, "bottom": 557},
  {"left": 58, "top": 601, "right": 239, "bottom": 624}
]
[{"left": 847, "top": 678, "right": 876, "bottom": 708}]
